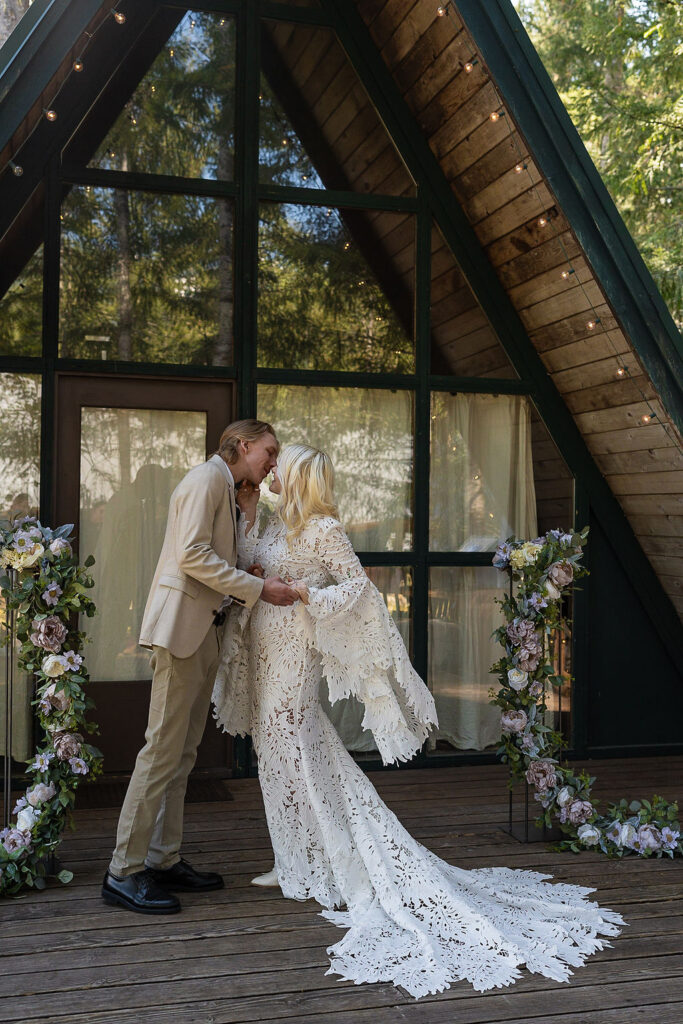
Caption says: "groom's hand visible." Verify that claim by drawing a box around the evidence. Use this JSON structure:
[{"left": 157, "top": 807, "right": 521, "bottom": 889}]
[{"left": 261, "top": 576, "right": 299, "bottom": 606}]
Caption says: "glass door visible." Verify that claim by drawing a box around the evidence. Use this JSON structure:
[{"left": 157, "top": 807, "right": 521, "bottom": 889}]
[{"left": 54, "top": 375, "right": 235, "bottom": 774}]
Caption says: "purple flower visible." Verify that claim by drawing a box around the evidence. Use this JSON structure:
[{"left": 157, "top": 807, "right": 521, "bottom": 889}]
[
  {"left": 29, "top": 751, "right": 55, "bottom": 772},
  {"left": 42, "top": 582, "right": 63, "bottom": 607},
  {"left": 69, "top": 757, "right": 89, "bottom": 775},
  {"left": 528, "top": 679, "right": 543, "bottom": 699},
  {"left": 493, "top": 541, "right": 513, "bottom": 570},
  {"left": 661, "top": 826, "right": 680, "bottom": 850},
  {"left": 12, "top": 796, "right": 27, "bottom": 814},
  {"left": 62, "top": 650, "right": 83, "bottom": 671},
  {"left": 528, "top": 591, "right": 548, "bottom": 612}
]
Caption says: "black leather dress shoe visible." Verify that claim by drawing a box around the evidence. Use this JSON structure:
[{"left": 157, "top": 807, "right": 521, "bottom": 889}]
[
  {"left": 147, "top": 858, "right": 224, "bottom": 892},
  {"left": 102, "top": 869, "right": 181, "bottom": 914}
]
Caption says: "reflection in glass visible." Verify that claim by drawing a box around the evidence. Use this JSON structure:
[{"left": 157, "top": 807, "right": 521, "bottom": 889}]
[
  {"left": 90, "top": 12, "right": 235, "bottom": 179},
  {"left": 320, "top": 566, "right": 413, "bottom": 755},
  {"left": 0, "top": 374, "right": 41, "bottom": 523},
  {"left": 0, "top": 246, "right": 42, "bottom": 357},
  {"left": 259, "top": 21, "right": 414, "bottom": 195},
  {"left": 258, "top": 384, "right": 413, "bottom": 552},
  {"left": 60, "top": 188, "right": 233, "bottom": 365},
  {"left": 79, "top": 408, "right": 206, "bottom": 681},
  {"left": 0, "top": 373, "right": 41, "bottom": 763},
  {"left": 428, "top": 567, "right": 508, "bottom": 752},
  {"left": 430, "top": 392, "right": 538, "bottom": 552},
  {"left": 431, "top": 222, "right": 517, "bottom": 377},
  {"left": 258, "top": 203, "right": 414, "bottom": 372}
]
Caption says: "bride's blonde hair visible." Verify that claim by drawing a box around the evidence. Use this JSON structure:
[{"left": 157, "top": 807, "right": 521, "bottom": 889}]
[{"left": 277, "top": 443, "right": 338, "bottom": 543}]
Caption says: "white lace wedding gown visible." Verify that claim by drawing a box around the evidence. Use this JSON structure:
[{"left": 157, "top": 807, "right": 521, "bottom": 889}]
[{"left": 212, "top": 513, "right": 623, "bottom": 998}]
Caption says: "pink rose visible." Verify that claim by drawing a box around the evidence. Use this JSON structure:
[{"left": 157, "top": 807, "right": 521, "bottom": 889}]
[
  {"left": 548, "top": 561, "right": 574, "bottom": 588},
  {"left": 40, "top": 682, "right": 71, "bottom": 713},
  {"left": 501, "top": 709, "right": 528, "bottom": 734},
  {"left": 525, "top": 759, "right": 558, "bottom": 792},
  {"left": 560, "top": 799, "right": 594, "bottom": 825},
  {"left": 30, "top": 616, "right": 68, "bottom": 653}
]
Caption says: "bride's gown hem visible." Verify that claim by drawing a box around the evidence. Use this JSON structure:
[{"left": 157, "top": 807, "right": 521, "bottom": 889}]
[{"left": 212, "top": 514, "right": 624, "bottom": 999}]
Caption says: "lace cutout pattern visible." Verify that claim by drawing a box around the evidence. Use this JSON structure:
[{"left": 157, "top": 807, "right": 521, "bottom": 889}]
[{"left": 212, "top": 515, "right": 624, "bottom": 998}]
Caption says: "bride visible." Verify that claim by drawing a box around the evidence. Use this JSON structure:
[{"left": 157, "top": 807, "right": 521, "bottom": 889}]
[{"left": 212, "top": 443, "right": 623, "bottom": 998}]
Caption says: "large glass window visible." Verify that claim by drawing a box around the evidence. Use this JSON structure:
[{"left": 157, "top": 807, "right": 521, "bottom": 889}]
[
  {"left": 79, "top": 407, "right": 206, "bottom": 682},
  {"left": 258, "top": 384, "right": 413, "bottom": 552},
  {"left": 430, "top": 392, "right": 538, "bottom": 551},
  {"left": 0, "top": 247, "right": 43, "bottom": 358},
  {"left": 260, "top": 22, "right": 414, "bottom": 195},
  {"left": 258, "top": 203, "right": 414, "bottom": 372},
  {"left": 89, "top": 12, "right": 236, "bottom": 180},
  {"left": 0, "top": 374, "right": 42, "bottom": 764},
  {"left": 428, "top": 566, "right": 510, "bottom": 753},
  {"left": 60, "top": 188, "right": 234, "bottom": 365}
]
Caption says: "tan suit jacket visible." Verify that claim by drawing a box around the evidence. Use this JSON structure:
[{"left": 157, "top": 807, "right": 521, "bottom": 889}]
[{"left": 139, "top": 454, "right": 263, "bottom": 658}]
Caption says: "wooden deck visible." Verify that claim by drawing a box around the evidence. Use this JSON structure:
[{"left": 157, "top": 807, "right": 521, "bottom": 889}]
[{"left": 1, "top": 755, "right": 682, "bottom": 1023}]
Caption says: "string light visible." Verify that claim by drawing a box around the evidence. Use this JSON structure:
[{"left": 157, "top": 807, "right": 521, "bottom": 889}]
[
  {"left": 72, "top": 58, "right": 84, "bottom": 72},
  {"left": 514, "top": 163, "right": 526, "bottom": 174},
  {"left": 111, "top": 9, "right": 126, "bottom": 24},
  {"left": 169, "top": 47, "right": 175, "bottom": 57},
  {"left": 616, "top": 366, "right": 626, "bottom": 377},
  {"left": 561, "top": 269, "right": 574, "bottom": 280},
  {"left": 464, "top": 58, "right": 478, "bottom": 72},
  {"left": 538, "top": 214, "right": 547, "bottom": 227},
  {"left": 437, "top": 4, "right": 449, "bottom": 16},
  {"left": 9, "top": 161, "right": 23, "bottom": 176},
  {"left": 44, "top": 109, "right": 57, "bottom": 122},
  {"left": 586, "top": 318, "right": 600, "bottom": 330},
  {"left": 641, "top": 413, "right": 654, "bottom": 424},
  {"left": 490, "top": 110, "right": 501, "bottom": 122}
]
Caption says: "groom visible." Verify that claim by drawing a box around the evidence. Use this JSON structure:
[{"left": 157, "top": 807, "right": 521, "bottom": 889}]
[{"left": 102, "top": 419, "right": 299, "bottom": 914}]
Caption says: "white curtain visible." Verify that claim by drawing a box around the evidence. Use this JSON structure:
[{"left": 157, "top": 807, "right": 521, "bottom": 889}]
[{"left": 428, "top": 394, "right": 538, "bottom": 750}]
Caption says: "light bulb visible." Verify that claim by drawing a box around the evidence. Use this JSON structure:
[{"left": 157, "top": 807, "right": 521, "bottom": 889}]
[
  {"left": 490, "top": 111, "right": 500, "bottom": 122},
  {"left": 561, "top": 269, "right": 571, "bottom": 280},
  {"left": 616, "top": 366, "right": 626, "bottom": 377},
  {"left": 9, "top": 161, "right": 23, "bottom": 176},
  {"left": 538, "top": 215, "right": 547, "bottom": 227},
  {"left": 514, "top": 163, "right": 523, "bottom": 174},
  {"left": 641, "top": 413, "right": 651, "bottom": 424},
  {"left": 44, "top": 109, "right": 57, "bottom": 122},
  {"left": 464, "top": 61, "right": 474, "bottom": 73},
  {"left": 586, "top": 320, "right": 596, "bottom": 330},
  {"left": 73, "top": 58, "right": 84, "bottom": 72},
  {"left": 112, "top": 9, "right": 126, "bottom": 24},
  {"left": 437, "top": 4, "right": 448, "bottom": 16}
]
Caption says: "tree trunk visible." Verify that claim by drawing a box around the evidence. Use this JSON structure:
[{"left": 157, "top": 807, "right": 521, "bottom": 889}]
[
  {"left": 214, "top": 141, "right": 234, "bottom": 366},
  {"left": 114, "top": 154, "right": 133, "bottom": 361}
]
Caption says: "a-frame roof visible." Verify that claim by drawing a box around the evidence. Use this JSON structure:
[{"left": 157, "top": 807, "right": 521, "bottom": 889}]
[{"left": 0, "top": 0, "right": 681, "bottom": 656}]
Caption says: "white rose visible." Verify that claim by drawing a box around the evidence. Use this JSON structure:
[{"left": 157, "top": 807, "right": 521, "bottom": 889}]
[
  {"left": 556, "top": 786, "right": 573, "bottom": 808},
  {"left": 16, "top": 805, "right": 40, "bottom": 831},
  {"left": 577, "top": 824, "right": 601, "bottom": 846},
  {"left": 49, "top": 538, "right": 72, "bottom": 557},
  {"left": 619, "top": 823, "right": 637, "bottom": 848},
  {"left": 27, "top": 782, "right": 56, "bottom": 807},
  {"left": 507, "top": 668, "right": 529, "bottom": 691},
  {"left": 42, "top": 654, "right": 67, "bottom": 678},
  {"left": 22, "top": 543, "right": 45, "bottom": 567},
  {"left": 544, "top": 580, "right": 561, "bottom": 601},
  {"left": 522, "top": 543, "right": 543, "bottom": 565}
]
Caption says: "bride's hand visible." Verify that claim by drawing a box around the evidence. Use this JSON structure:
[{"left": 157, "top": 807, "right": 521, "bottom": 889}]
[
  {"left": 290, "top": 580, "right": 309, "bottom": 605},
  {"left": 247, "top": 563, "right": 265, "bottom": 578}
]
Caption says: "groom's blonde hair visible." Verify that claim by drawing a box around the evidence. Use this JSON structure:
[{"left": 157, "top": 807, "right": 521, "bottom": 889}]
[
  {"left": 277, "top": 444, "right": 338, "bottom": 544},
  {"left": 216, "top": 419, "right": 277, "bottom": 465}
]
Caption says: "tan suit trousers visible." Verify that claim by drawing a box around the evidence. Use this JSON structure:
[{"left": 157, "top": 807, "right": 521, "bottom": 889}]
[{"left": 109, "top": 626, "right": 222, "bottom": 877}]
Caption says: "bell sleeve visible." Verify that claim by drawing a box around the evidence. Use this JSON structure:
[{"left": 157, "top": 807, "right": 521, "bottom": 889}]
[{"left": 302, "top": 520, "right": 438, "bottom": 765}]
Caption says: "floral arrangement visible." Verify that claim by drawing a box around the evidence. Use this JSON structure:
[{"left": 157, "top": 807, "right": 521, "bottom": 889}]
[
  {"left": 0, "top": 517, "right": 102, "bottom": 896},
  {"left": 490, "top": 527, "right": 681, "bottom": 859}
]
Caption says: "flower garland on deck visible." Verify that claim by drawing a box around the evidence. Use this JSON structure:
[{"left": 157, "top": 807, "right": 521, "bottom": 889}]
[
  {"left": 490, "top": 528, "right": 681, "bottom": 859},
  {"left": 0, "top": 518, "right": 102, "bottom": 896}
]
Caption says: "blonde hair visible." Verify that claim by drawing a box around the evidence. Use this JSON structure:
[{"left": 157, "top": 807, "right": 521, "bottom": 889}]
[
  {"left": 277, "top": 444, "right": 338, "bottom": 543},
  {"left": 216, "top": 419, "right": 277, "bottom": 465}
]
